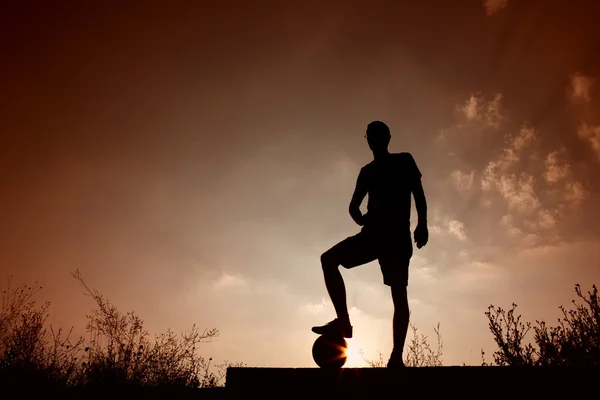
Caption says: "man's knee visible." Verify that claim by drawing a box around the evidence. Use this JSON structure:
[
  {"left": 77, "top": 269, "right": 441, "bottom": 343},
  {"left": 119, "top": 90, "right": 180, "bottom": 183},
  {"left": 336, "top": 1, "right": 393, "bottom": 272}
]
[{"left": 320, "top": 251, "right": 340, "bottom": 273}]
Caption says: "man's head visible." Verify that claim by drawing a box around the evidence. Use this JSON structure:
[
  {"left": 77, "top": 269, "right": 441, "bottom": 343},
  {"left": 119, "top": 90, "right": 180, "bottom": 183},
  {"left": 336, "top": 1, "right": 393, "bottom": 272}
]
[{"left": 365, "top": 121, "right": 391, "bottom": 153}]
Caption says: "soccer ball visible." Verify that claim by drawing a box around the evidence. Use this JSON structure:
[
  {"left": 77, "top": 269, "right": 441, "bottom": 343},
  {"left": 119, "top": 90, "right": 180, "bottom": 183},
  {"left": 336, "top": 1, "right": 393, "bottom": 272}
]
[{"left": 312, "top": 334, "right": 348, "bottom": 368}]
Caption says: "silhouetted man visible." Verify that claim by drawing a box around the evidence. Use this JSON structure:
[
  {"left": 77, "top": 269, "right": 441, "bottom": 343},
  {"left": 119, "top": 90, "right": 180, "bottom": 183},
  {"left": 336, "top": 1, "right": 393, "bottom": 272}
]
[{"left": 312, "top": 121, "right": 428, "bottom": 368}]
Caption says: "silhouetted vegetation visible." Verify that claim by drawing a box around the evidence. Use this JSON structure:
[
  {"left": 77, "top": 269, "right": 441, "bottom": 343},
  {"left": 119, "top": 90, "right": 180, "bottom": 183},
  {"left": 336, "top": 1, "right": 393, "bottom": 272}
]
[
  {"left": 0, "top": 270, "right": 244, "bottom": 387},
  {"left": 361, "top": 322, "right": 443, "bottom": 367},
  {"left": 6, "top": 269, "right": 597, "bottom": 380},
  {"left": 483, "top": 283, "right": 600, "bottom": 366}
]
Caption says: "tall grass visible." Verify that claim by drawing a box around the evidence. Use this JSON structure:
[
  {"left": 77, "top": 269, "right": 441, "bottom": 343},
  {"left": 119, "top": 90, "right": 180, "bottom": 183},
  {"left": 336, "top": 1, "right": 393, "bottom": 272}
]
[{"left": 0, "top": 270, "right": 244, "bottom": 387}]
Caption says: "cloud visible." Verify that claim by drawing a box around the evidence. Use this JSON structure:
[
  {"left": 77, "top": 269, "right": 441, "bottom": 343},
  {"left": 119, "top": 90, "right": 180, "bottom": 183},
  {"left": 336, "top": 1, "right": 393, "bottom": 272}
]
[
  {"left": 568, "top": 72, "right": 594, "bottom": 104},
  {"left": 444, "top": 90, "right": 596, "bottom": 261},
  {"left": 447, "top": 260, "right": 507, "bottom": 292},
  {"left": 500, "top": 174, "right": 541, "bottom": 214},
  {"left": 564, "top": 181, "right": 588, "bottom": 204},
  {"left": 525, "top": 209, "right": 558, "bottom": 230},
  {"left": 451, "top": 170, "right": 475, "bottom": 191},
  {"left": 537, "top": 209, "right": 558, "bottom": 229},
  {"left": 448, "top": 220, "right": 467, "bottom": 241},
  {"left": 481, "top": 126, "right": 541, "bottom": 214},
  {"left": 486, "top": 93, "right": 504, "bottom": 127},
  {"left": 458, "top": 93, "right": 504, "bottom": 127},
  {"left": 483, "top": 0, "right": 508, "bottom": 16},
  {"left": 461, "top": 94, "right": 480, "bottom": 121},
  {"left": 410, "top": 255, "right": 440, "bottom": 285},
  {"left": 483, "top": 127, "right": 536, "bottom": 178},
  {"left": 501, "top": 207, "right": 561, "bottom": 248},
  {"left": 482, "top": 167, "right": 540, "bottom": 214},
  {"left": 544, "top": 149, "right": 571, "bottom": 183},
  {"left": 577, "top": 123, "right": 600, "bottom": 161},
  {"left": 429, "top": 225, "right": 443, "bottom": 235},
  {"left": 212, "top": 272, "right": 248, "bottom": 290},
  {"left": 502, "top": 217, "right": 523, "bottom": 238},
  {"left": 478, "top": 124, "right": 586, "bottom": 229},
  {"left": 509, "top": 126, "right": 535, "bottom": 152},
  {"left": 500, "top": 215, "right": 541, "bottom": 246},
  {"left": 300, "top": 298, "right": 331, "bottom": 315}
]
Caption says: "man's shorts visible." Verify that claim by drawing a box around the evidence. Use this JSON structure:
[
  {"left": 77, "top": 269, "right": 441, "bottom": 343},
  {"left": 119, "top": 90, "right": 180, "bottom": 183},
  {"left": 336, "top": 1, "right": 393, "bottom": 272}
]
[{"left": 323, "top": 225, "right": 413, "bottom": 287}]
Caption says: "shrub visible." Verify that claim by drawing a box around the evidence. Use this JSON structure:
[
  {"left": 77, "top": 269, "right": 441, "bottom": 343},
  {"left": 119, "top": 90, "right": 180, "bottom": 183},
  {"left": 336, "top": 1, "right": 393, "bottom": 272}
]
[
  {"left": 0, "top": 270, "right": 244, "bottom": 387},
  {"left": 484, "top": 283, "right": 600, "bottom": 366},
  {"left": 0, "top": 277, "right": 83, "bottom": 385}
]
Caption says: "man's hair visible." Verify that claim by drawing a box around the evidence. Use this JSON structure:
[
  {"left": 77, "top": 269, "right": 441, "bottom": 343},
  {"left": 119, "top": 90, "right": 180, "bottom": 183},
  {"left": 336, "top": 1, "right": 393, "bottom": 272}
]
[{"left": 366, "top": 121, "right": 391, "bottom": 143}]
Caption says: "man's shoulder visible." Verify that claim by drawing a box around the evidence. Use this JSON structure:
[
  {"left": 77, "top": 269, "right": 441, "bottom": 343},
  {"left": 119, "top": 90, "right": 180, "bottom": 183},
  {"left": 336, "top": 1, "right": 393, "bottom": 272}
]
[
  {"left": 396, "top": 152, "right": 421, "bottom": 165},
  {"left": 393, "top": 152, "right": 415, "bottom": 160},
  {"left": 361, "top": 160, "right": 375, "bottom": 171},
  {"left": 394, "top": 152, "right": 422, "bottom": 178}
]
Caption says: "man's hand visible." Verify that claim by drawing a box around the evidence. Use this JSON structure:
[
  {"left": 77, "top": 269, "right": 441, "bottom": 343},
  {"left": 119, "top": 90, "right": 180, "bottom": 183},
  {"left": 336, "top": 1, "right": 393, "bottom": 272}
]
[
  {"left": 414, "top": 223, "right": 428, "bottom": 249},
  {"left": 358, "top": 212, "right": 369, "bottom": 227}
]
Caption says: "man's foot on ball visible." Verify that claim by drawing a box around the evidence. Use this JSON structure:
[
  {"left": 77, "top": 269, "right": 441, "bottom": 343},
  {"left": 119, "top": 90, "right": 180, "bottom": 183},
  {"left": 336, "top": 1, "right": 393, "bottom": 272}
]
[{"left": 311, "top": 318, "right": 353, "bottom": 338}]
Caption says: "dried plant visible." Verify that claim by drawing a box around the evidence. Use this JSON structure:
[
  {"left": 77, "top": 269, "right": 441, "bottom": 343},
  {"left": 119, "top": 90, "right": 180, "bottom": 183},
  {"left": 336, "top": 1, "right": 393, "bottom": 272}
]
[
  {"left": 360, "top": 321, "right": 443, "bottom": 367},
  {"left": 485, "top": 283, "right": 600, "bottom": 366},
  {"left": 0, "top": 271, "right": 244, "bottom": 387}
]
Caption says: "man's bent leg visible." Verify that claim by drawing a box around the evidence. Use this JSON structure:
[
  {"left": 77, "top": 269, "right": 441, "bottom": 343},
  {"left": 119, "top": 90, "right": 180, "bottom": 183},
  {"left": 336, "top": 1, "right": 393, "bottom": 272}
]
[
  {"left": 391, "top": 285, "right": 409, "bottom": 363},
  {"left": 320, "top": 251, "right": 350, "bottom": 327},
  {"left": 310, "top": 250, "right": 353, "bottom": 338},
  {"left": 312, "top": 235, "right": 374, "bottom": 338}
]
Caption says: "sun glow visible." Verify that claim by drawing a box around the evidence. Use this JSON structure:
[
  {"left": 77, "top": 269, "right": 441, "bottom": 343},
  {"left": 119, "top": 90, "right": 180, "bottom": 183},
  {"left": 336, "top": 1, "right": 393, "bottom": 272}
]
[{"left": 344, "top": 337, "right": 368, "bottom": 367}]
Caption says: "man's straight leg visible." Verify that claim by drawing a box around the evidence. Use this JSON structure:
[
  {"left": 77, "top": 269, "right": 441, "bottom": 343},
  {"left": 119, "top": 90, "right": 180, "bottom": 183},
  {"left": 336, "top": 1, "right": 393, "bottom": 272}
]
[
  {"left": 378, "top": 230, "right": 412, "bottom": 366},
  {"left": 390, "top": 284, "right": 409, "bottom": 365}
]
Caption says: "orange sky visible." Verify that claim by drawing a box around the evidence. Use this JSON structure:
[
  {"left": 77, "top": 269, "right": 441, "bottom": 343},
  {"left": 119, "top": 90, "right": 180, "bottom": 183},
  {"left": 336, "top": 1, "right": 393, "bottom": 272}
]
[{"left": 1, "top": 0, "right": 600, "bottom": 367}]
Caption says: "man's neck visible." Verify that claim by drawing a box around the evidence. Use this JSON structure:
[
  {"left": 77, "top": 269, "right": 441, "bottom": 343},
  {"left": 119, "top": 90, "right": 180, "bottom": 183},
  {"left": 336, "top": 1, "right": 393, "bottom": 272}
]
[{"left": 373, "top": 150, "right": 391, "bottom": 160}]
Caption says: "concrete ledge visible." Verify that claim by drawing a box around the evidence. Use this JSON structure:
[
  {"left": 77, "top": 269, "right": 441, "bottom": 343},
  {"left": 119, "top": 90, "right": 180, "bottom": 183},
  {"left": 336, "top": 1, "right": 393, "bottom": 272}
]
[{"left": 226, "top": 367, "right": 599, "bottom": 399}]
